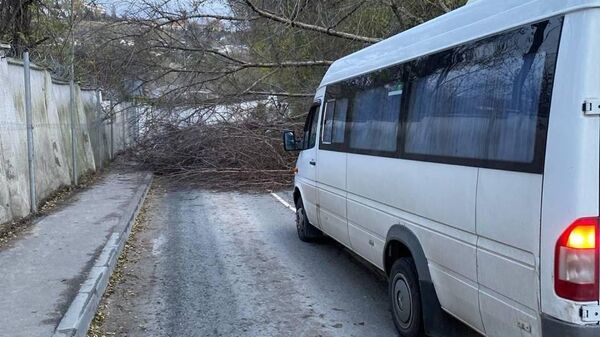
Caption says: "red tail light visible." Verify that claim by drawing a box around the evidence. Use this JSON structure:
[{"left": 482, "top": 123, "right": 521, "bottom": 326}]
[{"left": 555, "top": 217, "right": 599, "bottom": 301}]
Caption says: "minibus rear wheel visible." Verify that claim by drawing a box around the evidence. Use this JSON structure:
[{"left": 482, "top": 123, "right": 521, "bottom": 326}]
[
  {"left": 295, "top": 199, "right": 321, "bottom": 242},
  {"left": 389, "top": 257, "right": 423, "bottom": 337}
]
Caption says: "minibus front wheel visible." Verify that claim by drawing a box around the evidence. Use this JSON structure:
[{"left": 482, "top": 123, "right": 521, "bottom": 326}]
[
  {"left": 389, "top": 257, "right": 423, "bottom": 337},
  {"left": 295, "top": 199, "right": 322, "bottom": 242}
]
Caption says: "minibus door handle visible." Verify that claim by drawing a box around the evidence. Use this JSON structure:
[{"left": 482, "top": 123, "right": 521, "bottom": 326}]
[{"left": 309, "top": 160, "right": 316, "bottom": 166}]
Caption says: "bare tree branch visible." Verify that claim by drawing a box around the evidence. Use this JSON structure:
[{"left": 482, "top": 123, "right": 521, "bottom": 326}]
[
  {"left": 159, "top": 59, "right": 332, "bottom": 76},
  {"left": 436, "top": 0, "right": 453, "bottom": 13},
  {"left": 244, "top": 91, "right": 314, "bottom": 98},
  {"left": 243, "top": 0, "right": 382, "bottom": 44}
]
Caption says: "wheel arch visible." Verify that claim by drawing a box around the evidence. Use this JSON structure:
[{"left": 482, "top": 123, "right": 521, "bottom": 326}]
[
  {"left": 293, "top": 186, "right": 302, "bottom": 207},
  {"left": 384, "top": 224, "right": 475, "bottom": 337},
  {"left": 384, "top": 225, "right": 432, "bottom": 283}
]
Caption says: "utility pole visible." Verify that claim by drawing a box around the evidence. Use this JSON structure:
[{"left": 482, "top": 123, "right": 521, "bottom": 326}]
[
  {"left": 123, "top": 105, "right": 127, "bottom": 149},
  {"left": 109, "top": 99, "right": 114, "bottom": 160},
  {"left": 96, "top": 90, "right": 102, "bottom": 168},
  {"left": 23, "top": 51, "right": 36, "bottom": 213},
  {"left": 69, "top": 0, "right": 78, "bottom": 185}
]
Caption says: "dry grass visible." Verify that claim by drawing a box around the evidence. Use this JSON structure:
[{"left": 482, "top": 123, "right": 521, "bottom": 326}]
[{"left": 87, "top": 180, "right": 157, "bottom": 337}]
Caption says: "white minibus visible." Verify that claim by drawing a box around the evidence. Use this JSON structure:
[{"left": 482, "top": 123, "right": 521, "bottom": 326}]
[{"left": 283, "top": 0, "right": 600, "bottom": 336}]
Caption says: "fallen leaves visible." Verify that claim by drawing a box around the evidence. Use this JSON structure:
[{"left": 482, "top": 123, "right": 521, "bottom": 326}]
[
  {"left": 0, "top": 167, "right": 106, "bottom": 249},
  {"left": 87, "top": 181, "right": 155, "bottom": 337}
]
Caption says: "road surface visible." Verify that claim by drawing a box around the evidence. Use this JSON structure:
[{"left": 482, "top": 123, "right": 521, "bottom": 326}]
[{"left": 96, "top": 184, "right": 399, "bottom": 337}]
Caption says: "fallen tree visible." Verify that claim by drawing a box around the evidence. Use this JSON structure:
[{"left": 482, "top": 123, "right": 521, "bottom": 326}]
[
  {"left": 98, "top": 0, "right": 467, "bottom": 190},
  {"left": 132, "top": 101, "right": 304, "bottom": 190}
]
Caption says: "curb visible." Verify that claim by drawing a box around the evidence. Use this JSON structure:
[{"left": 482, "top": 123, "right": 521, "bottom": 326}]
[{"left": 52, "top": 173, "right": 154, "bottom": 337}]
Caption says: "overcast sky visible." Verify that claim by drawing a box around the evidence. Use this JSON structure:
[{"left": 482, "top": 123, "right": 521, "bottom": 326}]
[{"left": 94, "top": 0, "right": 231, "bottom": 17}]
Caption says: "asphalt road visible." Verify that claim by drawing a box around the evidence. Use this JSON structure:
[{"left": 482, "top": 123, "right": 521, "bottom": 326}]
[{"left": 96, "top": 185, "right": 399, "bottom": 337}]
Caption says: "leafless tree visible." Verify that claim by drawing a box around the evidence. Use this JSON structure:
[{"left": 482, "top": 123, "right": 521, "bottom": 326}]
[{"left": 71, "top": 0, "right": 466, "bottom": 189}]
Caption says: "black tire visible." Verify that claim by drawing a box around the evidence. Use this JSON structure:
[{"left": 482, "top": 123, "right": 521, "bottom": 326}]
[
  {"left": 295, "top": 199, "right": 322, "bottom": 242},
  {"left": 389, "top": 258, "right": 423, "bottom": 337}
]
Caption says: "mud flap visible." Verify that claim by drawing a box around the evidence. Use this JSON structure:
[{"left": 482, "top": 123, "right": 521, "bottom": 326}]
[{"left": 420, "top": 280, "right": 482, "bottom": 337}]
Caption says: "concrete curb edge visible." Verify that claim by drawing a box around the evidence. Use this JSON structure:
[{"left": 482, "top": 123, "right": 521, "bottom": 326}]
[{"left": 52, "top": 173, "right": 154, "bottom": 337}]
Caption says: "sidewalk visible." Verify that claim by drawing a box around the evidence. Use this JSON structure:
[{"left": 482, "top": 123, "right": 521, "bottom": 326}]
[{"left": 0, "top": 170, "right": 152, "bottom": 337}]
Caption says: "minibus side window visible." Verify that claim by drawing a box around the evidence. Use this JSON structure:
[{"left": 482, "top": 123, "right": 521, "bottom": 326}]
[
  {"left": 333, "top": 99, "right": 348, "bottom": 144},
  {"left": 303, "top": 105, "right": 319, "bottom": 150},
  {"left": 318, "top": 17, "right": 561, "bottom": 173},
  {"left": 322, "top": 99, "right": 348, "bottom": 145},
  {"left": 322, "top": 101, "right": 335, "bottom": 144},
  {"left": 401, "top": 17, "right": 561, "bottom": 173},
  {"left": 348, "top": 82, "right": 403, "bottom": 152}
]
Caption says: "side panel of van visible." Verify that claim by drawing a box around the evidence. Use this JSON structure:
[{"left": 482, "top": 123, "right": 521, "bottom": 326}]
[
  {"left": 317, "top": 150, "right": 349, "bottom": 245},
  {"left": 346, "top": 155, "right": 485, "bottom": 332},
  {"left": 541, "top": 10, "right": 600, "bottom": 323},
  {"left": 476, "top": 171, "right": 544, "bottom": 337},
  {"left": 317, "top": 98, "right": 349, "bottom": 246}
]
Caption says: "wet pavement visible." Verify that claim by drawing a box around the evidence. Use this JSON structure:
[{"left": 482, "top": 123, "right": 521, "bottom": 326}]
[{"left": 97, "top": 186, "right": 399, "bottom": 337}]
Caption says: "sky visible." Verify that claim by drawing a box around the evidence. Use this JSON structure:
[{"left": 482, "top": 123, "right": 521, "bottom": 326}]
[{"left": 94, "top": 0, "right": 231, "bottom": 17}]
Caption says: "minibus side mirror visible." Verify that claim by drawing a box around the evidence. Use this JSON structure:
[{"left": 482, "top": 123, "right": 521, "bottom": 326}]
[{"left": 283, "top": 130, "right": 302, "bottom": 152}]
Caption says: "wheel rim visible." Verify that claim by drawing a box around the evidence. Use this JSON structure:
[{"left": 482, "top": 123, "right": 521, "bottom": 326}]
[{"left": 393, "top": 275, "right": 413, "bottom": 329}]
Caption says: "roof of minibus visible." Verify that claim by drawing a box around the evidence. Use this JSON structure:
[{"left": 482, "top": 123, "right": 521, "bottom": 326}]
[{"left": 319, "top": 0, "right": 600, "bottom": 88}]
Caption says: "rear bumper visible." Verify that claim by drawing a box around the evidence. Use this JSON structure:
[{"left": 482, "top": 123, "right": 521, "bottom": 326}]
[{"left": 542, "top": 314, "right": 600, "bottom": 337}]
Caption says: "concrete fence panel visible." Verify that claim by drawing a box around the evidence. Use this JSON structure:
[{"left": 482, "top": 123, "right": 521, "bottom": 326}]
[
  {"left": 0, "top": 56, "right": 134, "bottom": 226},
  {"left": 0, "top": 61, "right": 31, "bottom": 223}
]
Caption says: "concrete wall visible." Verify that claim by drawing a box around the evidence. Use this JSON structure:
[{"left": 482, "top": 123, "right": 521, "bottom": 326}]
[{"left": 0, "top": 57, "right": 133, "bottom": 225}]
